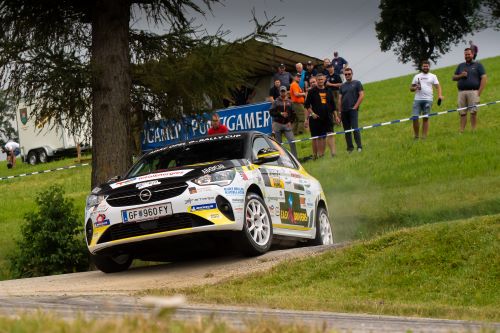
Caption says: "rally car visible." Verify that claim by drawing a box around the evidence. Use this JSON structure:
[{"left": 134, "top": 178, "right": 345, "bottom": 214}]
[{"left": 85, "top": 131, "right": 333, "bottom": 273}]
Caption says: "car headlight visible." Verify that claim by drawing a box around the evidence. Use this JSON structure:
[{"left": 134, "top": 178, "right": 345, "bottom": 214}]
[
  {"left": 193, "top": 169, "right": 236, "bottom": 187},
  {"left": 86, "top": 194, "right": 104, "bottom": 210}
]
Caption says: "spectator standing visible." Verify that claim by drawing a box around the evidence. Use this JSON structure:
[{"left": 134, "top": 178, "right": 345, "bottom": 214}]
[
  {"left": 295, "top": 63, "right": 306, "bottom": 90},
  {"left": 332, "top": 51, "right": 348, "bottom": 81},
  {"left": 304, "top": 60, "right": 318, "bottom": 90},
  {"left": 304, "top": 73, "right": 337, "bottom": 159},
  {"left": 409, "top": 60, "right": 443, "bottom": 139},
  {"left": 290, "top": 72, "right": 307, "bottom": 136},
  {"left": 269, "top": 86, "right": 298, "bottom": 158},
  {"left": 325, "top": 64, "right": 342, "bottom": 101},
  {"left": 322, "top": 58, "right": 331, "bottom": 76},
  {"left": 2, "top": 140, "right": 20, "bottom": 168},
  {"left": 272, "top": 64, "right": 293, "bottom": 90},
  {"left": 307, "top": 76, "right": 317, "bottom": 91},
  {"left": 208, "top": 113, "right": 229, "bottom": 135},
  {"left": 469, "top": 40, "right": 478, "bottom": 60},
  {"left": 268, "top": 79, "right": 281, "bottom": 102},
  {"left": 338, "top": 68, "right": 365, "bottom": 153},
  {"left": 452, "top": 48, "right": 487, "bottom": 132}
]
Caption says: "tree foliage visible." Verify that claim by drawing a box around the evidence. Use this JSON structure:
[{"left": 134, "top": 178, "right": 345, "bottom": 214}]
[
  {"left": 375, "top": 0, "right": 498, "bottom": 67},
  {"left": 0, "top": 92, "right": 16, "bottom": 141},
  {"left": 9, "top": 186, "right": 89, "bottom": 278},
  {"left": 0, "top": 0, "right": 280, "bottom": 187}
]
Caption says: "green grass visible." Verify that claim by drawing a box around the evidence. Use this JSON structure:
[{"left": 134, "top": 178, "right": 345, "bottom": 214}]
[
  {"left": 165, "top": 215, "right": 500, "bottom": 321},
  {"left": 0, "top": 158, "right": 91, "bottom": 279},
  {"left": 0, "top": 312, "right": 331, "bottom": 333}
]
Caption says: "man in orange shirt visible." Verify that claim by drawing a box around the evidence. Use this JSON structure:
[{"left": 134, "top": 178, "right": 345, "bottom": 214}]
[{"left": 290, "top": 72, "right": 307, "bottom": 136}]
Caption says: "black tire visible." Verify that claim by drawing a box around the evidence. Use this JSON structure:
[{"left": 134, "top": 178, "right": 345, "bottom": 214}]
[
  {"left": 308, "top": 207, "right": 334, "bottom": 246},
  {"left": 92, "top": 253, "right": 133, "bottom": 273},
  {"left": 237, "top": 192, "right": 273, "bottom": 256},
  {"left": 27, "top": 151, "right": 38, "bottom": 165},
  {"left": 38, "top": 149, "right": 48, "bottom": 163}
]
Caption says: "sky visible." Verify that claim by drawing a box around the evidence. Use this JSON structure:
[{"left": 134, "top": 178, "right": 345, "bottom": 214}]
[{"left": 184, "top": 0, "right": 500, "bottom": 83}]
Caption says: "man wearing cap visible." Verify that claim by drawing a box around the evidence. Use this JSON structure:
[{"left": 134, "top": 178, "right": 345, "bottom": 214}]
[
  {"left": 272, "top": 64, "right": 293, "bottom": 90},
  {"left": 2, "top": 139, "right": 21, "bottom": 168},
  {"left": 269, "top": 86, "right": 298, "bottom": 158},
  {"left": 290, "top": 72, "right": 307, "bottom": 136},
  {"left": 333, "top": 51, "right": 348, "bottom": 82}
]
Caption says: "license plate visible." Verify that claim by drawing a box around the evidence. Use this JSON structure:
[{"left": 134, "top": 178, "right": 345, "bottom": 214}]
[{"left": 121, "top": 203, "right": 173, "bottom": 223}]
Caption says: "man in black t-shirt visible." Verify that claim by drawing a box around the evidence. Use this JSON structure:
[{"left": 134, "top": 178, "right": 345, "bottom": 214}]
[
  {"left": 304, "top": 73, "right": 339, "bottom": 159},
  {"left": 268, "top": 79, "right": 281, "bottom": 102}
]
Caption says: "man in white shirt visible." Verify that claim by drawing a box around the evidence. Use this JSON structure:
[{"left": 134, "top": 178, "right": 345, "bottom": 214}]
[
  {"left": 410, "top": 60, "right": 443, "bottom": 139},
  {"left": 2, "top": 140, "right": 20, "bottom": 168}
]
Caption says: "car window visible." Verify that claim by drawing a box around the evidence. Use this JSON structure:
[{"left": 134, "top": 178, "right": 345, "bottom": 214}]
[
  {"left": 252, "top": 136, "right": 279, "bottom": 166},
  {"left": 270, "top": 140, "right": 298, "bottom": 169},
  {"left": 128, "top": 139, "right": 245, "bottom": 177}
]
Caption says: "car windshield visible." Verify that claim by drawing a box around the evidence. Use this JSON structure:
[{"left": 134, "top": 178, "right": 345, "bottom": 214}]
[{"left": 127, "top": 138, "right": 245, "bottom": 177}]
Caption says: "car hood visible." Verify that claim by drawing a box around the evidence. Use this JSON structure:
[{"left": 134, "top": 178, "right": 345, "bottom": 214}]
[{"left": 93, "top": 159, "right": 247, "bottom": 196}]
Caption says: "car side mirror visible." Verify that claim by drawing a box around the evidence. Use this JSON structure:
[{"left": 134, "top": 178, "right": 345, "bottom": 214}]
[
  {"left": 107, "top": 175, "right": 121, "bottom": 183},
  {"left": 255, "top": 148, "right": 280, "bottom": 164}
]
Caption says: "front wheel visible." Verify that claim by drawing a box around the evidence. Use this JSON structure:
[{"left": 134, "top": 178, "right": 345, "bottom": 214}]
[
  {"left": 92, "top": 253, "right": 133, "bottom": 273},
  {"left": 237, "top": 193, "right": 273, "bottom": 256},
  {"left": 309, "top": 207, "right": 333, "bottom": 246}
]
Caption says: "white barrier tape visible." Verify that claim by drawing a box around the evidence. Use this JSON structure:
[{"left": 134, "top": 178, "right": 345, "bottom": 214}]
[
  {"left": 0, "top": 163, "right": 90, "bottom": 181},
  {"left": 282, "top": 100, "right": 500, "bottom": 145}
]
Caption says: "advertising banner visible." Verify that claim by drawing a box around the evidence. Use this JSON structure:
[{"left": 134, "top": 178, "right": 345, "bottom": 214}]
[{"left": 142, "top": 102, "right": 272, "bottom": 151}]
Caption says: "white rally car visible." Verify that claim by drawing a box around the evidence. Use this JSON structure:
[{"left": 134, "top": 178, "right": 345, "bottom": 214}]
[{"left": 85, "top": 131, "right": 333, "bottom": 273}]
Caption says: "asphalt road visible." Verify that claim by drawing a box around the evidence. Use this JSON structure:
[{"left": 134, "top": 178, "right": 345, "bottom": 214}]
[{"left": 0, "top": 245, "right": 497, "bottom": 333}]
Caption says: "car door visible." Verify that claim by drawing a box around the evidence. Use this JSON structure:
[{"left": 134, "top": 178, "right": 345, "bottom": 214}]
[
  {"left": 266, "top": 138, "right": 313, "bottom": 231},
  {"left": 251, "top": 136, "right": 285, "bottom": 225}
]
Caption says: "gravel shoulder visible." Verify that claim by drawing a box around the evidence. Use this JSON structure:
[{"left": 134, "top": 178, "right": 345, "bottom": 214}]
[{"left": 0, "top": 245, "right": 339, "bottom": 296}]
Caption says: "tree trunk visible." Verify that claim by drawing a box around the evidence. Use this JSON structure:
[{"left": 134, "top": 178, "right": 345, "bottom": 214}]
[{"left": 91, "top": 0, "right": 131, "bottom": 188}]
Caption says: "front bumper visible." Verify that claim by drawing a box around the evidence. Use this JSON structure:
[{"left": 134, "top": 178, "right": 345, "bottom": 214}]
[{"left": 85, "top": 182, "right": 246, "bottom": 254}]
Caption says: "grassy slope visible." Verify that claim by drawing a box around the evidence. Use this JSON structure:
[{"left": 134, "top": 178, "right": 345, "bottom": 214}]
[
  {"left": 173, "top": 215, "right": 500, "bottom": 321},
  {"left": 299, "top": 56, "right": 500, "bottom": 241}
]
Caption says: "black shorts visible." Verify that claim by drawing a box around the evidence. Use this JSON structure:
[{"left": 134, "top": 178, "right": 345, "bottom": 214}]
[{"left": 309, "top": 117, "right": 328, "bottom": 137}]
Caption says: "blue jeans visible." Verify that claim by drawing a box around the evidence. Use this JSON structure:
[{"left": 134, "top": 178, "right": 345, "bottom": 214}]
[
  {"left": 341, "top": 109, "right": 362, "bottom": 151},
  {"left": 272, "top": 122, "right": 297, "bottom": 158}
]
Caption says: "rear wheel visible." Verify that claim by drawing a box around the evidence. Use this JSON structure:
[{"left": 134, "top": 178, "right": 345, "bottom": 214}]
[
  {"left": 238, "top": 193, "right": 273, "bottom": 256},
  {"left": 38, "top": 149, "right": 48, "bottom": 163},
  {"left": 309, "top": 207, "right": 333, "bottom": 246},
  {"left": 92, "top": 253, "right": 133, "bottom": 273},
  {"left": 27, "top": 151, "right": 38, "bottom": 165}
]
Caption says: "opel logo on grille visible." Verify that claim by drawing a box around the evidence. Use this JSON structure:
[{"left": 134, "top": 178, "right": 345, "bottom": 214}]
[{"left": 139, "top": 189, "right": 152, "bottom": 202}]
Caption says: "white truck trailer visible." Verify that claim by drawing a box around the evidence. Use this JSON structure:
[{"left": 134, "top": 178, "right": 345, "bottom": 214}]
[{"left": 15, "top": 103, "right": 89, "bottom": 165}]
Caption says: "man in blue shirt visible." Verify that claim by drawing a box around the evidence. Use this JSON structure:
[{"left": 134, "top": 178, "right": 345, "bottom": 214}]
[
  {"left": 452, "top": 48, "right": 487, "bottom": 132},
  {"left": 333, "top": 51, "right": 348, "bottom": 82}
]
